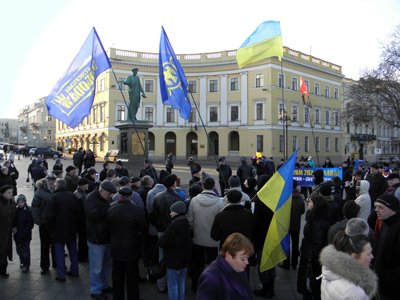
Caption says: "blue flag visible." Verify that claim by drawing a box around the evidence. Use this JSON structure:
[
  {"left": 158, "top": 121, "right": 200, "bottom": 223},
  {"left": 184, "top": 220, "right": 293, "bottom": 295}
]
[
  {"left": 159, "top": 26, "right": 191, "bottom": 120},
  {"left": 46, "top": 27, "right": 111, "bottom": 128}
]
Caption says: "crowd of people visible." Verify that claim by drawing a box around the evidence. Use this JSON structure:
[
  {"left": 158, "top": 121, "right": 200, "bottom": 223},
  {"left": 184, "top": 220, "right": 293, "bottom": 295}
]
[{"left": 0, "top": 151, "right": 400, "bottom": 300}]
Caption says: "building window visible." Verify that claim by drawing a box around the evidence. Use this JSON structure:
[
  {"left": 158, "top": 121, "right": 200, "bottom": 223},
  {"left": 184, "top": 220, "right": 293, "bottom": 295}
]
[
  {"left": 99, "top": 104, "right": 105, "bottom": 122},
  {"left": 325, "top": 110, "right": 330, "bottom": 125},
  {"left": 315, "top": 108, "right": 320, "bottom": 124},
  {"left": 291, "top": 77, "right": 298, "bottom": 91},
  {"left": 145, "top": 80, "right": 154, "bottom": 93},
  {"left": 316, "top": 137, "right": 320, "bottom": 152},
  {"left": 117, "top": 105, "right": 125, "bottom": 121},
  {"left": 92, "top": 106, "right": 97, "bottom": 124},
  {"left": 335, "top": 137, "right": 339, "bottom": 152},
  {"left": 47, "top": 116, "right": 53, "bottom": 122},
  {"left": 346, "top": 122, "right": 350, "bottom": 134},
  {"left": 229, "top": 131, "right": 240, "bottom": 151},
  {"left": 304, "top": 107, "right": 310, "bottom": 123},
  {"left": 325, "top": 86, "right": 330, "bottom": 98},
  {"left": 188, "top": 80, "right": 197, "bottom": 93},
  {"left": 256, "top": 103, "right": 263, "bottom": 120},
  {"left": 166, "top": 107, "right": 175, "bottom": 123},
  {"left": 315, "top": 83, "right": 320, "bottom": 95},
  {"left": 325, "top": 137, "right": 330, "bottom": 152},
  {"left": 47, "top": 130, "right": 52, "bottom": 140},
  {"left": 305, "top": 80, "right": 309, "bottom": 91},
  {"left": 278, "top": 74, "right": 285, "bottom": 88},
  {"left": 257, "top": 135, "right": 263, "bottom": 152},
  {"left": 209, "top": 79, "right": 218, "bottom": 92},
  {"left": 279, "top": 135, "right": 284, "bottom": 152},
  {"left": 209, "top": 106, "right": 218, "bottom": 122},
  {"left": 189, "top": 109, "right": 196, "bottom": 123},
  {"left": 97, "top": 78, "right": 105, "bottom": 93},
  {"left": 292, "top": 136, "right": 298, "bottom": 152},
  {"left": 305, "top": 136, "right": 309, "bottom": 152},
  {"left": 256, "top": 74, "right": 264, "bottom": 88},
  {"left": 292, "top": 105, "right": 298, "bottom": 122},
  {"left": 334, "top": 111, "right": 339, "bottom": 126},
  {"left": 145, "top": 107, "right": 154, "bottom": 122},
  {"left": 230, "top": 105, "right": 239, "bottom": 122},
  {"left": 230, "top": 78, "right": 239, "bottom": 91},
  {"left": 334, "top": 88, "right": 339, "bottom": 99}
]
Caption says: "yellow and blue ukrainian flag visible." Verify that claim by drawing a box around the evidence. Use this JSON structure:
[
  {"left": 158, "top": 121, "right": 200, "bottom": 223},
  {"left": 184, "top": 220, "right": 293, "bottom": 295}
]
[
  {"left": 159, "top": 26, "right": 191, "bottom": 120},
  {"left": 257, "top": 148, "right": 299, "bottom": 271},
  {"left": 236, "top": 20, "right": 283, "bottom": 68},
  {"left": 46, "top": 27, "right": 111, "bottom": 128}
]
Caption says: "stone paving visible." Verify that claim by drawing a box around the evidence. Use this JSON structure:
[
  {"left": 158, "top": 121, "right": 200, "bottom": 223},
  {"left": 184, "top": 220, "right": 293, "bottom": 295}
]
[{"left": 0, "top": 156, "right": 302, "bottom": 299}]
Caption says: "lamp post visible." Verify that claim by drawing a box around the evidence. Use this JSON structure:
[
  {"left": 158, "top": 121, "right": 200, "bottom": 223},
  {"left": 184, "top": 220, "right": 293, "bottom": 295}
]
[{"left": 279, "top": 109, "right": 297, "bottom": 161}]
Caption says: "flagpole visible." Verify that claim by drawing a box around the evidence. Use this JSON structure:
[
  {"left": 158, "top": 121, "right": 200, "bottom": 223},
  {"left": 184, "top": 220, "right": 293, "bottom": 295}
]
[
  {"left": 188, "top": 91, "right": 228, "bottom": 194},
  {"left": 109, "top": 68, "right": 158, "bottom": 180},
  {"left": 280, "top": 60, "right": 288, "bottom": 161},
  {"left": 309, "top": 108, "right": 320, "bottom": 167}
]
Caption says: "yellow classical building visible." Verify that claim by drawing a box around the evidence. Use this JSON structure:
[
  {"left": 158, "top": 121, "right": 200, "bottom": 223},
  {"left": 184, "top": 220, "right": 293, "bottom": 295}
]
[{"left": 55, "top": 46, "right": 344, "bottom": 164}]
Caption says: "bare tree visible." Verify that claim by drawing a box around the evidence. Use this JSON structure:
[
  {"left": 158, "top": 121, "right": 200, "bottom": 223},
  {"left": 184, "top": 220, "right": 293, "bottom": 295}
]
[{"left": 343, "top": 25, "right": 400, "bottom": 128}]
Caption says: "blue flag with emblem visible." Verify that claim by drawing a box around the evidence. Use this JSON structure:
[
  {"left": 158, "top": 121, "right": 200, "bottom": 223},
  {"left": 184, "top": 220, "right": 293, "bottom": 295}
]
[
  {"left": 159, "top": 26, "right": 191, "bottom": 120},
  {"left": 46, "top": 27, "right": 111, "bottom": 128}
]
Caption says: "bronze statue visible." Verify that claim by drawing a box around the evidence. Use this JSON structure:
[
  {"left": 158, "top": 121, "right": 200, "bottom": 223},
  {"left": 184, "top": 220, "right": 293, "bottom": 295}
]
[{"left": 123, "top": 68, "right": 146, "bottom": 121}]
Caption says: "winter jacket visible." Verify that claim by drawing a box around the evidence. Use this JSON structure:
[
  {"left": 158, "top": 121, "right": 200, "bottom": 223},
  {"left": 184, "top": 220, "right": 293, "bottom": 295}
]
[
  {"left": 211, "top": 203, "right": 254, "bottom": 248},
  {"left": 355, "top": 180, "right": 371, "bottom": 222},
  {"left": 146, "top": 184, "right": 166, "bottom": 236},
  {"left": 31, "top": 181, "right": 53, "bottom": 226},
  {"left": 320, "top": 244, "right": 378, "bottom": 300},
  {"left": 372, "top": 213, "right": 400, "bottom": 299},
  {"left": 84, "top": 189, "right": 111, "bottom": 244},
  {"left": 197, "top": 255, "right": 252, "bottom": 300},
  {"left": 290, "top": 190, "right": 305, "bottom": 232},
  {"left": 368, "top": 172, "right": 387, "bottom": 204},
  {"left": 150, "top": 188, "right": 182, "bottom": 232},
  {"left": 46, "top": 187, "right": 81, "bottom": 243},
  {"left": 236, "top": 162, "right": 254, "bottom": 186},
  {"left": 0, "top": 194, "right": 16, "bottom": 263},
  {"left": 187, "top": 190, "right": 224, "bottom": 247},
  {"left": 106, "top": 199, "right": 147, "bottom": 261},
  {"left": 159, "top": 214, "right": 192, "bottom": 269},
  {"left": 13, "top": 205, "right": 34, "bottom": 243}
]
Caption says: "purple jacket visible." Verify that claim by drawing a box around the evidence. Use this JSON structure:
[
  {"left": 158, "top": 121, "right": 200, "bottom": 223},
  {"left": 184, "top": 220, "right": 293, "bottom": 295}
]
[{"left": 196, "top": 256, "right": 252, "bottom": 300}]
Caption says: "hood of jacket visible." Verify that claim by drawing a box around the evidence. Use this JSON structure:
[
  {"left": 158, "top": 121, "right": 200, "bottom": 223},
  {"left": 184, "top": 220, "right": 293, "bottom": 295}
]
[
  {"left": 319, "top": 244, "right": 377, "bottom": 298},
  {"left": 358, "top": 180, "right": 370, "bottom": 195},
  {"left": 195, "top": 190, "right": 221, "bottom": 207}
]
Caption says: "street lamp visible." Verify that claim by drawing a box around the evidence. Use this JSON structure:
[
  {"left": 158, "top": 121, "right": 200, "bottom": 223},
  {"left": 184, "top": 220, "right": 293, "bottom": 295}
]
[{"left": 279, "top": 109, "right": 297, "bottom": 161}]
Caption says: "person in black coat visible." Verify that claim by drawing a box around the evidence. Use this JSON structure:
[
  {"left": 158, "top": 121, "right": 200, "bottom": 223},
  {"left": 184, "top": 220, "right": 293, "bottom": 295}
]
[
  {"left": 115, "top": 160, "right": 129, "bottom": 178},
  {"left": 237, "top": 157, "right": 254, "bottom": 190},
  {"left": 45, "top": 179, "right": 82, "bottom": 281},
  {"left": 297, "top": 193, "right": 330, "bottom": 300},
  {"left": 84, "top": 180, "right": 116, "bottom": 297},
  {"left": 74, "top": 178, "right": 89, "bottom": 262},
  {"left": 106, "top": 187, "right": 147, "bottom": 300},
  {"left": 216, "top": 157, "right": 232, "bottom": 196},
  {"left": 211, "top": 189, "right": 254, "bottom": 249},
  {"left": 280, "top": 180, "right": 305, "bottom": 270},
  {"left": 159, "top": 201, "right": 192, "bottom": 300},
  {"left": 0, "top": 166, "right": 14, "bottom": 193},
  {"left": 13, "top": 194, "right": 34, "bottom": 272}
]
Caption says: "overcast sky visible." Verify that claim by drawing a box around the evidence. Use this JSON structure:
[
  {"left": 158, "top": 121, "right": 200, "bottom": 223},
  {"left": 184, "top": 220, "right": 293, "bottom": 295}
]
[{"left": 1, "top": 0, "right": 399, "bottom": 119}]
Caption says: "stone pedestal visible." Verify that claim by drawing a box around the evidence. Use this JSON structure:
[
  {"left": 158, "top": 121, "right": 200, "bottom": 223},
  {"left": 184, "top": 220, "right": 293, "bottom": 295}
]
[{"left": 115, "top": 121, "right": 153, "bottom": 175}]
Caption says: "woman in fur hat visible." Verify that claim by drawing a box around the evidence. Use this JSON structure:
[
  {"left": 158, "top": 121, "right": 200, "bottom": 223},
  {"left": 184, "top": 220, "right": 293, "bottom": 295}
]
[{"left": 319, "top": 231, "right": 377, "bottom": 299}]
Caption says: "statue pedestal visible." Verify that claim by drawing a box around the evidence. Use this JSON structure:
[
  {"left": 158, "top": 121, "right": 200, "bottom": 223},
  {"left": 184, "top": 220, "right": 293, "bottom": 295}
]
[{"left": 115, "top": 121, "right": 153, "bottom": 175}]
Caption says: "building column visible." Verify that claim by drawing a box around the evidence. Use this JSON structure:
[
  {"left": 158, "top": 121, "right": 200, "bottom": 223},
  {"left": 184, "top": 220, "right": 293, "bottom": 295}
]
[
  {"left": 200, "top": 77, "right": 207, "bottom": 123},
  {"left": 240, "top": 72, "right": 248, "bottom": 125},
  {"left": 156, "top": 77, "right": 164, "bottom": 126},
  {"left": 220, "top": 75, "right": 228, "bottom": 125}
]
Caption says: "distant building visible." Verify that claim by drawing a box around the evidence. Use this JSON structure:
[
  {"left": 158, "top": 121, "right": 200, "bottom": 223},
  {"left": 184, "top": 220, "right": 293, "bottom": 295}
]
[
  {"left": 54, "top": 46, "right": 344, "bottom": 164},
  {"left": 18, "top": 97, "right": 56, "bottom": 148}
]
